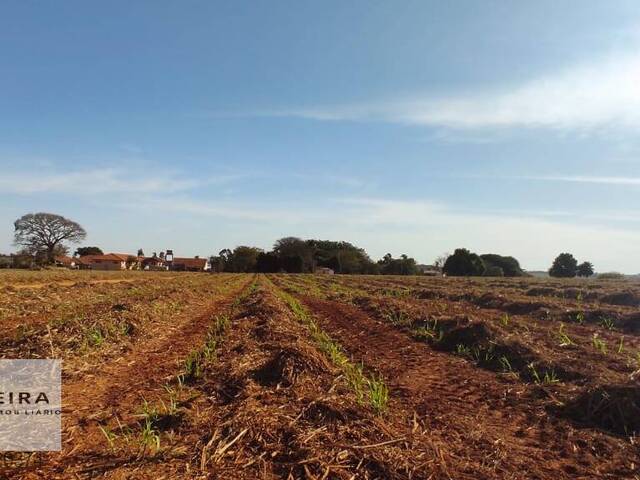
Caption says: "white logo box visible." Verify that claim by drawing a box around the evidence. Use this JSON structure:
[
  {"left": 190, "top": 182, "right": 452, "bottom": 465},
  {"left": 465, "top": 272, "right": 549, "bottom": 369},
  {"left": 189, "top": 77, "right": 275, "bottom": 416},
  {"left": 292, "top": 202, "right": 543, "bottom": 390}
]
[{"left": 0, "top": 359, "right": 61, "bottom": 451}]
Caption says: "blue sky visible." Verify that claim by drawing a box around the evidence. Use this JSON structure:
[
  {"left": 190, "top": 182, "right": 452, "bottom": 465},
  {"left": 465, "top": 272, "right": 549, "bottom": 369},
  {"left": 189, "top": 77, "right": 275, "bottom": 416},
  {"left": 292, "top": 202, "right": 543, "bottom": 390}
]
[{"left": 1, "top": 1, "right": 640, "bottom": 272}]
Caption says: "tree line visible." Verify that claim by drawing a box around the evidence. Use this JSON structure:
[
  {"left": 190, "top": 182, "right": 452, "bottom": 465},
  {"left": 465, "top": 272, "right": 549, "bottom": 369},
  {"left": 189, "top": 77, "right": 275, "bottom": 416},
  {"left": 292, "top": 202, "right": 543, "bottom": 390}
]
[
  {"left": 209, "top": 237, "right": 420, "bottom": 274},
  {"left": 4, "top": 212, "right": 598, "bottom": 278},
  {"left": 440, "top": 248, "right": 594, "bottom": 278}
]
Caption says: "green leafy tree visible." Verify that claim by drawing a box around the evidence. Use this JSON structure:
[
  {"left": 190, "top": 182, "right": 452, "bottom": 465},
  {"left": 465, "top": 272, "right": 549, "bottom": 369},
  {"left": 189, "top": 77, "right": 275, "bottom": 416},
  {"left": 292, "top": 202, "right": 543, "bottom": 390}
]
[
  {"left": 255, "top": 252, "right": 280, "bottom": 272},
  {"left": 208, "top": 256, "right": 222, "bottom": 272},
  {"left": 75, "top": 246, "right": 103, "bottom": 257},
  {"left": 576, "top": 261, "right": 594, "bottom": 278},
  {"left": 14, "top": 212, "right": 86, "bottom": 264},
  {"left": 377, "top": 253, "right": 418, "bottom": 275},
  {"left": 218, "top": 249, "right": 232, "bottom": 268},
  {"left": 483, "top": 265, "right": 504, "bottom": 277},
  {"left": 280, "top": 255, "right": 304, "bottom": 273},
  {"left": 549, "top": 253, "right": 578, "bottom": 278},
  {"left": 480, "top": 254, "right": 524, "bottom": 277},
  {"left": 306, "top": 239, "right": 375, "bottom": 274},
  {"left": 228, "top": 246, "right": 263, "bottom": 273},
  {"left": 273, "top": 237, "right": 314, "bottom": 272},
  {"left": 442, "top": 248, "right": 485, "bottom": 276}
]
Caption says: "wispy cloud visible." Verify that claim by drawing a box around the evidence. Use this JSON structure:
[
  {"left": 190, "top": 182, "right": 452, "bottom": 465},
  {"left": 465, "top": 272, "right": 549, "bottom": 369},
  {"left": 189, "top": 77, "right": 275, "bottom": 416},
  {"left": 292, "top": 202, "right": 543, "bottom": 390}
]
[
  {"left": 4, "top": 183, "right": 640, "bottom": 270},
  {"left": 521, "top": 175, "right": 640, "bottom": 186},
  {"left": 0, "top": 165, "right": 371, "bottom": 196},
  {"left": 260, "top": 52, "right": 640, "bottom": 131},
  {"left": 332, "top": 197, "right": 640, "bottom": 271},
  {"left": 287, "top": 173, "right": 368, "bottom": 189},
  {"left": 0, "top": 168, "right": 244, "bottom": 195},
  {"left": 113, "top": 195, "right": 307, "bottom": 223}
]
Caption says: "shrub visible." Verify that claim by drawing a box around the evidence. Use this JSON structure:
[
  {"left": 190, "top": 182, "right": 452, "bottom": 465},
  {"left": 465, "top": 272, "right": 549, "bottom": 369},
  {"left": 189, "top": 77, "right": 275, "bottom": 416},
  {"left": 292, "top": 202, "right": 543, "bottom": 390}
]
[{"left": 597, "top": 272, "right": 625, "bottom": 280}]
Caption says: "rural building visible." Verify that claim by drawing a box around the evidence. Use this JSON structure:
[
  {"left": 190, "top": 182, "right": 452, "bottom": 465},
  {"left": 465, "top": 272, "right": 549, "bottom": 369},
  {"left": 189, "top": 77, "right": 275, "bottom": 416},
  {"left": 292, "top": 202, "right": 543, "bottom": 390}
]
[
  {"left": 141, "top": 256, "right": 167, "bottom": 270},
  {"left": 77, "top": 253, "right": 130, "bottom": 270},
  {"left": 59, "top": 251, "right": 209, "bottom": 272},
  {"left": 417, "top": 264, "right": 441, "bottom": 276},
  {"left": 170, "top": 257, "right": 210, "bottom": 272},
  {"left": 54, "top": 256, "right": 77, "bottom": 268},
  {"left": 315, "top": 267, "right": 335, "bottom": 275}
]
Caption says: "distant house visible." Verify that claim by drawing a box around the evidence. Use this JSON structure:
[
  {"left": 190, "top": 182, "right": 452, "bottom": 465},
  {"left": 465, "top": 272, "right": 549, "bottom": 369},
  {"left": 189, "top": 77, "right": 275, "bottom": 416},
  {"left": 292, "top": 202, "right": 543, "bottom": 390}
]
[
  {"left": 72, "top": 251, "right": 209, "bottom": 272},
  {"left": 78, "top": 253, "right": 130, "bottom": 270},
  {"left": 141, "top": 256, "right": 167, "bottom": 271},
  {"left": 315, "top": 267, "right": 335, "bottom": 275},
  {"left": 417, "top": 264, "right": 441, "bottom": 276},
  {"left": 54, "top": 256, "right": 77, "bottom": 268},
  {"left": 170, "top": 257, "right": 210, "bottom": 272}
]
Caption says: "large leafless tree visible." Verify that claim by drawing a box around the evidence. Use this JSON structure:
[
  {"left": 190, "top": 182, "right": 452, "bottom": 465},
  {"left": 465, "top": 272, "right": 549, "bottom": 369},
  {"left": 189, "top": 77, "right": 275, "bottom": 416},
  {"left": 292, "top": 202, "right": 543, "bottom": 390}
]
[
  {"left": 14, "top": 213, "right": 86, "bottom": 264},
  {"left": 433, "top": 253, "right": 450, "bottom": 270}
]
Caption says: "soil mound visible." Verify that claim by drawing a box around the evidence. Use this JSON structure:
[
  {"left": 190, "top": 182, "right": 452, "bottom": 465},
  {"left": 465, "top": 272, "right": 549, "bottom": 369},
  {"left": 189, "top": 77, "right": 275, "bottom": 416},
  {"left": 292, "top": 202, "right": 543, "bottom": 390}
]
[
  {"left": 526, "top": 287, "right": 557, "bottom": 297},
  {"left": 617, "top": 313, "right": 640, "bottom": 334},
  {"left": 438, "top": 321, "right": 493, "bottom": 350},
  {"left": 253, "top": 346, "right": 329, "bottom": 387},
  {"left": 601, "top": 291, "right": 640, "bottom": 307},
  {"left": 562, "top": 384, "right": 640, "bottom": 435},
  {"left": 437, "top": 321, "right": 582, "bottom": 382},
  {"left": 503, "top": 301, "right": 548, "bottom": 315}
]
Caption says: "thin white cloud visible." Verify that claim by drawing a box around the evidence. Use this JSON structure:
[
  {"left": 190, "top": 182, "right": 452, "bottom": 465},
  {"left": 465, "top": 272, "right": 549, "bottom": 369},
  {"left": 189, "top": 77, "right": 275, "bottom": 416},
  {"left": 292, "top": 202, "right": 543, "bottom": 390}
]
[
  {"left": 287, "top": 173, "right": 367, "bottom": 189},
  {"left": 333, "top": 197, "right": 640, "bottom": 272},
  {"left": 2, "top": 186, "right": 640, "bottom": 271},
  {"left": 0, "top": 165, "right": 371, "bottom": 197},
  {"left": 0, "top": 168, "right": 245, "bottom": 195},
  {"left": 113, "top": 195, "right": 306, "bottom": 223},
  {"left": 522, "top": 175, "right": 640, "bottom": 186},
  {"left": 264, "top": 52, "right": 640, "bottom": 131},
  {"left": 108, "top": 194, "right": 640, "bottom": 271}
]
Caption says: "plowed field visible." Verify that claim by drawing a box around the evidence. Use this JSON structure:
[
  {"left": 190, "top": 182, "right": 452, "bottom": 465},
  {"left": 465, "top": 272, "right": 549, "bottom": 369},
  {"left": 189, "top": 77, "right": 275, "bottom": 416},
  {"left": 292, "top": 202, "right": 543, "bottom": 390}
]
[{"left": 1, "top": 271, "right": 639, "bottom": 479}]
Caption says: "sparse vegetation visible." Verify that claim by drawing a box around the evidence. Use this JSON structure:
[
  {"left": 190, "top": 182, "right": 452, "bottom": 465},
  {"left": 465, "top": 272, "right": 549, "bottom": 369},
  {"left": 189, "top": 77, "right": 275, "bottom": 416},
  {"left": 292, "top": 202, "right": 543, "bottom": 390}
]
[
  {"left": 599, "top": 317, "right": 615, "bottom": 330},
  {"left": 3, "top": 270, "right": 639, "bottom": 479},
  {"left": 556, "top": 323, "right": 574, "bottom": 347},
  {"left": 527, "top": 363, "right": 559, "bottom": 385},
  {"left": 273, "top": 283, "right": 391, "bottom": 414},
  {"left": 592, "top": 333, "right": 608, "bottom": 354}
]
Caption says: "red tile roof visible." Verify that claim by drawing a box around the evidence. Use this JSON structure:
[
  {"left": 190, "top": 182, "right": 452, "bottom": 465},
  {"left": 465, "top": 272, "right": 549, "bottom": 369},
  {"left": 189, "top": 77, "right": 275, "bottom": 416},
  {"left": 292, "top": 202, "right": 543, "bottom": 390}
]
[
  {"left": 77, "top": 253, "right": 131, "bottom": 264},
  {"left": 109, "top": 253, "right": 132, "bottom": 261},
  {"left": 55, "top": 255, "right": 75, "bottom": 265},
  {"left": 142, "top": 256, "right": 165, "bottom": 265},
  {"left": 172, "top": 257, "right": 208, "bottom": 269}
]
